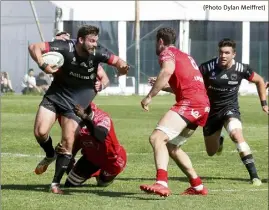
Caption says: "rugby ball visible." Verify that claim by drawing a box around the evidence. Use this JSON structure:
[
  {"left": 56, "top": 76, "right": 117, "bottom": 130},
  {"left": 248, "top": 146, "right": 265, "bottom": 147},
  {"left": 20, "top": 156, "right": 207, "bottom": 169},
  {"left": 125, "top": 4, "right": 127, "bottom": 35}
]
[{"left": 42, "top": 52, "right": 64, "bottom": 70}]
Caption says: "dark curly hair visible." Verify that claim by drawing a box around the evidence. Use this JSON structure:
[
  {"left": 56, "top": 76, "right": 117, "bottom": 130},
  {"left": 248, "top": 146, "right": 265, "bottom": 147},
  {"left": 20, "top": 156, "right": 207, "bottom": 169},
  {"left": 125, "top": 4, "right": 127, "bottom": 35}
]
[
  {"left": 77, "top": 25, "right": 99, "bottom": 42},
  {"left": 156, "top": 27, "right": 176, "bottom": 46},
  {"left": 218, "top": 38, "right": 236, "bottom": 52}
]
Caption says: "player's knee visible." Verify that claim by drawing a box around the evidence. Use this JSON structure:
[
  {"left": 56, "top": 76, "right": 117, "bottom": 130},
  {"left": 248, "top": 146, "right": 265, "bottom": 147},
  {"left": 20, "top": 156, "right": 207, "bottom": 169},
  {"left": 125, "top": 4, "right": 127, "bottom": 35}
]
[
  {"left": 34, "top": 126, "right": 49, "bottom": 141},
  {"left": 149, "top": 132, "right": 167, "bottom": 147},
  {"left": 225, "top": 119, "right": 242, "bottom": 140},
  {"left": 229, "top": 128, "right": 243, "bottom": 141},
  {"left": 206, "top": 150, "right": 216, "bottom": 157},
  {"left": 149, "top": 133, "right": 158, "bottom": 145}
]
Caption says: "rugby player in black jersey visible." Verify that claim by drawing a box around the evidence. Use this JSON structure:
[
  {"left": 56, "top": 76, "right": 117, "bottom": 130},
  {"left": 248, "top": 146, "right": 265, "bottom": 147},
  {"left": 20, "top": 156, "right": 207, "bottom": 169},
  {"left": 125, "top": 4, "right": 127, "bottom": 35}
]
[
  {"left": 199, "top": 38, "right": 268, "bottom": 186},
  {"left": 53, "top": 31, "right": 110, "bottom": 92},
  {"left": 28, "top": 25, "right": 129, "bottom": 194}
]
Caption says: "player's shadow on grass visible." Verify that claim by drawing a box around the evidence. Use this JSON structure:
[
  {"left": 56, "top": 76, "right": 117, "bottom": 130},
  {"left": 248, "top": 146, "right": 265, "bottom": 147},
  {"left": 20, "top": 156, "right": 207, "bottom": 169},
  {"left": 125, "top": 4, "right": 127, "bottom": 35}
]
[
  {"left": 118, "top": 177, "right": 269, "bottom": 183},
  {"left": 1, "top": 184, "right": 161, "bottom": 200},
  {"left": 1, "top": 184, "right": 72, "bottom": 195},
  {"left": 66, "top": 188, "right": 162, "bottom": 200}
]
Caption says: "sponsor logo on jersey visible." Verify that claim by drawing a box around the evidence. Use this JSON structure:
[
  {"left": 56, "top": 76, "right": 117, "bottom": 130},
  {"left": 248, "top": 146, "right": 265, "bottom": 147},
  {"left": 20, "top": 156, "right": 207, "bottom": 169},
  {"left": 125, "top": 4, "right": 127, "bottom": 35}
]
[
  {"left": 71, "top": 57, "right": 78, "bottom": 65},
  {"left": 69, "top": 71, "right": 90, "bottom": 80},
  {"left": 51, "top": 47, "right": 59, "bottom": 51},
  {"left": 220, "top": 74, "right": 229, "bottom": 79},
  {"left": 88, "top": 67, "right": 94, "bottom": 72},
  {"left": 228, "top": 81, "right": 239, "bottom": 85},
  {"left": 194, "top": 76, "right": 204, "bottom": 82},
  {"left": 208, "top": 85, "right": 237, "bottom": 92},
  {"left": 209, "top": 71, "right": 216, "bottom": 80},
  {"left": 231, "top": 73, "right": 238, "bottom": 80},
  {"left": 208, "top": 86, "right": 228, "bottom": 91},
  {"left": 80, "top": 62, "right": 88, "bottom": 68}
]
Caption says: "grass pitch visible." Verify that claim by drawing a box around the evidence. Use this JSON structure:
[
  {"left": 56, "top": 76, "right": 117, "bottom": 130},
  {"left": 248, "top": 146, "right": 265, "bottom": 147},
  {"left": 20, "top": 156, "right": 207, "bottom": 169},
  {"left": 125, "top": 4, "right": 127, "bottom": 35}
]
[{"left": 1, "top": 95, "right": 268, "bottom": 210}]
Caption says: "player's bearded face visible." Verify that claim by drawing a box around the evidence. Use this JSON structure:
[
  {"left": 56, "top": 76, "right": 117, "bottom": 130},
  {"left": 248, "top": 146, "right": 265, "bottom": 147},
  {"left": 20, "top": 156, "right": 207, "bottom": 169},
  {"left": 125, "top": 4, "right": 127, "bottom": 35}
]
[
  {"left": 218, "top": 47, "right": 235, "bottom": 67},
  {"left": 81, "top": 34, "right": 99, "bottom": 54}
]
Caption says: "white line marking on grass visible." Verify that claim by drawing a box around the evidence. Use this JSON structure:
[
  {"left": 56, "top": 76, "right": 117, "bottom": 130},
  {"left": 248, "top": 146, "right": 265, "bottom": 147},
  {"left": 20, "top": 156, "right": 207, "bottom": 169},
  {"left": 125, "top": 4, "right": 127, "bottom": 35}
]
[
  {"left": 0, "top": 150, "right": 264, "bottom": 158},
  {"left": 210, "top": 188, "right": 268, "bottom": 192},
  {"left": 1, "top": 153, "right": 43, "bottom": 158}
]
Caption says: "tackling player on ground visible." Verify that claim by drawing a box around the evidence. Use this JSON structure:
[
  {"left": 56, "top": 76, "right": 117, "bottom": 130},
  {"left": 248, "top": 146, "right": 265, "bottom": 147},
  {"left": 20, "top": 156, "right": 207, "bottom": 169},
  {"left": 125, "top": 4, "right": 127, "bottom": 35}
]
[
  {"left": 199, "top": 38, "right": 267, "bottom": 186},
  {"left": 28, "top": 25, "right": 129, "bottom": 194},
  {"left": 140, "top": 27, "right": 210, "bottom": 197},
  {"left": 56, "top": 103, "right": 127, "bottom": 191}
]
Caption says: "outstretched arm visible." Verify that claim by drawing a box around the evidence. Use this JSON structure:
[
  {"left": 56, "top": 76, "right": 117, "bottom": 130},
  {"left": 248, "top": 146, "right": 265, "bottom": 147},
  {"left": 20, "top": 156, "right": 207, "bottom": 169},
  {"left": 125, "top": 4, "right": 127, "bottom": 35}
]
[
  {"left": 95, "top": 65, "right": 110, "bottom": 92},
  {"left": 108, "top": 55, "right": 129, "bottom": 76}
]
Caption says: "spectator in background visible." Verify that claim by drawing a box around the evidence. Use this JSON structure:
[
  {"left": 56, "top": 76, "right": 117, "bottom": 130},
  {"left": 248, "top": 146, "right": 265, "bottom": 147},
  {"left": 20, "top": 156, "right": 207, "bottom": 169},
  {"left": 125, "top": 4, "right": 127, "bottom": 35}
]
[
  {"left": 1, "top": 71, "right": 14, "bottom": 93},
  {"left": 36, "top": 72, "right": 51, "bottom": 93},
  {"left": 22, "top": 69, "right": 40, "bottom": 94}
]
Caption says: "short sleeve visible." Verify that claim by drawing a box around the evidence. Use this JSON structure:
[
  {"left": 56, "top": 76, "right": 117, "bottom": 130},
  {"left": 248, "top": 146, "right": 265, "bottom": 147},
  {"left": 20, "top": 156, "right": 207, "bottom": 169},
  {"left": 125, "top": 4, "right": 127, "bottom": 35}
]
[
  {"left": 158, "top": 49, "right": 175, "bottom": 66},
  {"left": 94, "top": 46, "right": 115, "bottom": 65},
  {"left": 43, "top": 40, "right": 70, "bottom": 54},
  {"left": 96, "top": 116, "right": 111, "bottom": 131},
  {"left": 242, "top": 64, "right": 254, "bottom": 81}
]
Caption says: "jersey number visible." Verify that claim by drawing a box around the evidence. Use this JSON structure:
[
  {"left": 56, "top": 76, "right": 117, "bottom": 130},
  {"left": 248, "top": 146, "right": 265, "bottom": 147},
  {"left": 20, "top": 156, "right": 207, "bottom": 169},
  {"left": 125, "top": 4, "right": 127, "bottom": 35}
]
[{"left": 188, "top": 56, "right": 199, "bottom": 70}]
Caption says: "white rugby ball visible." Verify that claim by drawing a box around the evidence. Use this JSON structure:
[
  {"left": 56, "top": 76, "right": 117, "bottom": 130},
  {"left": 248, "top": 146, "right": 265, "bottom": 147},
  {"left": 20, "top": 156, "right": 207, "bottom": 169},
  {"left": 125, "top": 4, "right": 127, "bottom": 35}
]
[{"left": 42, "top": 52, "right": 64, "bottom": 70}]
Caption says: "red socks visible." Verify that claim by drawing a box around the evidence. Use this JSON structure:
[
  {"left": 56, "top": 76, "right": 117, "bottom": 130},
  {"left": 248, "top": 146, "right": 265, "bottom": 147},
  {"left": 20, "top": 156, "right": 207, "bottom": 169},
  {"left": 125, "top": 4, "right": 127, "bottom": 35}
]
[{"left": 156, "top": 169, "right": 168, "bottom": 183}]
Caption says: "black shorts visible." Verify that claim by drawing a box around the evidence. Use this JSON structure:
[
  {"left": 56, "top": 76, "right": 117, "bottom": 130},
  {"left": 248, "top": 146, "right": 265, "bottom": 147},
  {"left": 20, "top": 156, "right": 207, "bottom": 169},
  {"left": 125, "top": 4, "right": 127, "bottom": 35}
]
[
  {"left": 40, "top": 96, "right": 82, "bottom": 123},
  {"left": 203, "top": 108, "right": 241, "bottom": 136}
]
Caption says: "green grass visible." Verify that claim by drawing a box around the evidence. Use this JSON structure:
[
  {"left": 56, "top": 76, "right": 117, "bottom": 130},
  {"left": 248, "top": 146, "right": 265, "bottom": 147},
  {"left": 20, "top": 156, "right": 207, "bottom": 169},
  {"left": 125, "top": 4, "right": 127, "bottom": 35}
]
[{"left": 1, "top": 95, "right": 268, "bottom": 210}]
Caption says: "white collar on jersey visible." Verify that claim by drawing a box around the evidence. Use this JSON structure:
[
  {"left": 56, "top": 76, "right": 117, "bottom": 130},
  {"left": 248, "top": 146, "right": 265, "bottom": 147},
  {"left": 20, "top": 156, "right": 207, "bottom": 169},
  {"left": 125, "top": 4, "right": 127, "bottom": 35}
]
[{"left": 216, "top": 57, "right": 235, "bottom": 65}]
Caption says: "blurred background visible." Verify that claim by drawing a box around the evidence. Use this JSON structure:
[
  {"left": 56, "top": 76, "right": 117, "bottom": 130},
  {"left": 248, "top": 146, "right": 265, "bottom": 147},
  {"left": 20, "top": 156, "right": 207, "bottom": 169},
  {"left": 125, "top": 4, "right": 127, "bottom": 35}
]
[{"left": 1, "top": 1, "right": 268, "bottom": 95}]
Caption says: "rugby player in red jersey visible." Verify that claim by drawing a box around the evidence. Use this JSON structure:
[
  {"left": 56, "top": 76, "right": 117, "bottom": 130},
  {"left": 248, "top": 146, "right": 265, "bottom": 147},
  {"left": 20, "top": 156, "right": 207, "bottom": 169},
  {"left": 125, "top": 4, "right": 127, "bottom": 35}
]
[
  {"left": 56, "top": 102, "right": 126, "bottom": 193},
  {"left": 140, "top": 27, "right": 210, "bottom": 197}
]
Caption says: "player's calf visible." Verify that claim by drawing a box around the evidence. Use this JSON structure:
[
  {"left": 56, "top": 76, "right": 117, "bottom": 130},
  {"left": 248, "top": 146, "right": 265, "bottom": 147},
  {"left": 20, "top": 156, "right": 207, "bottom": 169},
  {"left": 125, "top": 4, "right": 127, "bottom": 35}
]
[
  {"left": 52, "top": 143, "right": 73, "bottom": 186},
  {"left": 216, "top": 134, "right": 225, "bottom": 156},
  {"left": 236, "top": 141, "right": 261, "bottom": 185},
  {"left": 224, "top": 118, "right": 261, "bottom": 184}
]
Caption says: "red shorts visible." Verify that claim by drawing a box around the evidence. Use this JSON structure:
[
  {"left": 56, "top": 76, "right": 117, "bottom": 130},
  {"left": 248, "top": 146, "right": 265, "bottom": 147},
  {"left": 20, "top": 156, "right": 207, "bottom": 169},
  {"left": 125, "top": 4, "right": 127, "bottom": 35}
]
[
  {"left": 170, "top": 102, "right": 210, "bottom": 127},
  {"left": 101, "top": 146, "right": 127, "bottom": 176},
  {"left": 83, "top": 146, "right": 127, "bottom": 176}
]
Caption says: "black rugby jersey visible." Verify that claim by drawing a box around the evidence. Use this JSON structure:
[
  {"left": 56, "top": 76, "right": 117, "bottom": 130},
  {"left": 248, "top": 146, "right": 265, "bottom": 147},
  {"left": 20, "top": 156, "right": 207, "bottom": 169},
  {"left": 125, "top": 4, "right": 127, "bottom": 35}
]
[
  {"left": 43, "top": 40, "right": 114, "bottom": 110},
  {"left": 199, "top": 57, "right": 254, "bottom": 112}
]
